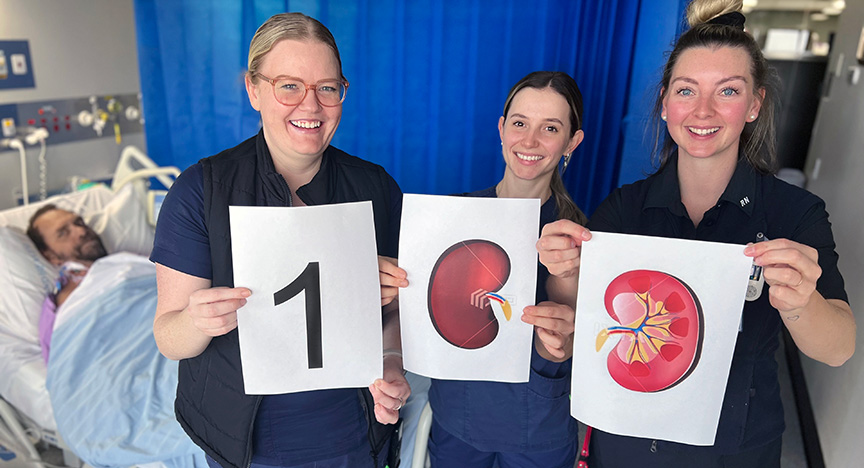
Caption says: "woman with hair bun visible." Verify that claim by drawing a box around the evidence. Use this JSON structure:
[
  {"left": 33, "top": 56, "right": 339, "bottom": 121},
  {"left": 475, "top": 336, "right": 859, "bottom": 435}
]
[{"left": 536, "top": 0, "right": 855, "bottom": 466}]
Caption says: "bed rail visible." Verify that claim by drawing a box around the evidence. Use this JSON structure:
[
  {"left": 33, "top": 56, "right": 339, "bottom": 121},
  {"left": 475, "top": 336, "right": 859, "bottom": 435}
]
[{"left": 111, "top": 146, "right": 179, "bottom": 192}]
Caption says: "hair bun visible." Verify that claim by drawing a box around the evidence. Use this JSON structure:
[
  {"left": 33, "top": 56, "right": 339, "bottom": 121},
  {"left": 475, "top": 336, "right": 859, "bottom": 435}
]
[
  {"left": 685, "top": 0, "right": 744, "bottom": 27},
  {"left": 707, "top": 11, "right": 746, "bottom": 29}
]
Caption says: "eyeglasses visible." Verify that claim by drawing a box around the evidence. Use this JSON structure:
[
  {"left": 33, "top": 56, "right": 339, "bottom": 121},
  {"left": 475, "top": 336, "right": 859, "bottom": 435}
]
[{"left": 255, "top": 73, "right": 349, "bottom": 107}]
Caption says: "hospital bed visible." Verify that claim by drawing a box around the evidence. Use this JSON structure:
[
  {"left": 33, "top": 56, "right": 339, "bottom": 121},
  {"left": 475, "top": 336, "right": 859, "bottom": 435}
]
[{"left": 0, "top": 146, "right": 205, "bottom": 468}]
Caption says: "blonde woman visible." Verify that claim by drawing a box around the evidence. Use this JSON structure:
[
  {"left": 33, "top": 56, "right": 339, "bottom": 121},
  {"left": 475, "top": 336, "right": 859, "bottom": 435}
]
[{"left": 151, "top": 13, "right": 407, "bottom": 468}]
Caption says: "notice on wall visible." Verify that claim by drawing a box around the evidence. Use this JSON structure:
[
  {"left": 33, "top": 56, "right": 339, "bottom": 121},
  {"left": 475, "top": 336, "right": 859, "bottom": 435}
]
[
  {"left": 398, "top": 194, "right": 539, "bottom": 383},
  {"left": 231, "top": 202, "right": 382, "bottom": 395},
  {"left": 571, "top": 232, "right": 752, "bottom": 445},
  {"left": 0, "top": 41, "right": 35, "bottom": 89}
]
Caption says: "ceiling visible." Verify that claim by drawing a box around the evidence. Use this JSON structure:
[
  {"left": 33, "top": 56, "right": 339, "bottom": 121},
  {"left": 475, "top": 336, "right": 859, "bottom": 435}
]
[{"left": 744, "top": 0, "right": 846, "bottom": 13}]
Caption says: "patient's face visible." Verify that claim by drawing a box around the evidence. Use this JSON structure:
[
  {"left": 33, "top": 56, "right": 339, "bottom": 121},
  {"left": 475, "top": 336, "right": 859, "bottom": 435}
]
[{"left": 33, "top": 209, "right": 107, "bottom": 266}]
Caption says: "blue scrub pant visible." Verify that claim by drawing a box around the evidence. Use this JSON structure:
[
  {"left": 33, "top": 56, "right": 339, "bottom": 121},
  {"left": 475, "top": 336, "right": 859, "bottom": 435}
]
[
  {"left": 428, "top": 419, "right": 577, "bottom": 468},
  {"left": 205, "top": 439, "right": 389, "bottom": 468}
]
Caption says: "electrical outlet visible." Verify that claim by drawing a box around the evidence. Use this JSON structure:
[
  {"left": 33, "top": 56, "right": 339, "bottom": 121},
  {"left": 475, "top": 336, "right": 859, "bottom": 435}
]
[
  {"left": 10, "top": 54, "right": 26, "bottom": 75},
  {"left": 1, "top": 117, "right": 15, "bottom": 137}
]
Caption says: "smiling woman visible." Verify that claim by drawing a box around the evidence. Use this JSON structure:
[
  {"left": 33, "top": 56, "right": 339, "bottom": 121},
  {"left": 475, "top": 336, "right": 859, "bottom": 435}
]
[
  {"left": 245, "top": 39, "right": 345, "bottom": 188},
  {"left": 428, "top": 71, "right": 587, "bottom": 468},
  {"left": 661, "top": 47, "right": 763, "bottom": 164},
  {"left": 149, "top": 12, "right": 407, "bottom": 468},
  {"left": 537, "top": 0, "right": 855, "bottom": 466}
]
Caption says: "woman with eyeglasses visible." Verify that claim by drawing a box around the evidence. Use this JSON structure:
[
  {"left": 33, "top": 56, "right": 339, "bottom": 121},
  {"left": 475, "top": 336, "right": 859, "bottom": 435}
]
[
  {"left": 537, "top": 0, "right": 855, "bottom": 466},
  {"left": 380, "top": 71, "right": 586, "bottom": 468},
  {"left": 150, "top": 12, "right": 407, "bottom": 468}
]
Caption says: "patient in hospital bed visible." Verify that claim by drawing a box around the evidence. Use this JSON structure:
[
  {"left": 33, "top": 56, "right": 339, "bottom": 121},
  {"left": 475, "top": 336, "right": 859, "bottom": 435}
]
[
  {"left": 26, "top": 204, "right": 109, "bottom": 363},
  {"left": 0, "top": 182, "right": 205, "bottom": 468}
]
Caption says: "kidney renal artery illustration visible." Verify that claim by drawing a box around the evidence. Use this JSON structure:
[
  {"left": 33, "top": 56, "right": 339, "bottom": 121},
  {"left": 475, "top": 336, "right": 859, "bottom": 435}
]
[
  {"left": 596, "top": 270, "right": 704, "bottom": 393},
  {"left": 427, "top": 239, "right": 512, "bottom": 349}
]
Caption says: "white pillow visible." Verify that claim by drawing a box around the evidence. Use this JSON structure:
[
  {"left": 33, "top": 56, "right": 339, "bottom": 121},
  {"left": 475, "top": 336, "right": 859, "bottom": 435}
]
[
  {"left": 0, "top": 185, "right": 114, "bottom": 231},
  {"left": 0, "top": 184, "right": 154, "bottom": 347},
  {"left": 0, "top": 226, "right": 57, "bottom": 345},
  {"left": 84, "top": 183, "right": 155, "bottom": 257}
]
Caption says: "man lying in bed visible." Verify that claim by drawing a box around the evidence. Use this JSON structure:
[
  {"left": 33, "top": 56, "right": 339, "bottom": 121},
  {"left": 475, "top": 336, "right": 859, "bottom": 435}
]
[{"left": 26, "top": 204, "right": 108, "bottom": 363}]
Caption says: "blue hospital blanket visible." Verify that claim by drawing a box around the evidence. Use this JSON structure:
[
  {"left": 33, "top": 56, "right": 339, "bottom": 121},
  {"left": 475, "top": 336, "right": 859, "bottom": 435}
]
[{"left": 46, "top": 254, "right": 205, "bottom": 468}]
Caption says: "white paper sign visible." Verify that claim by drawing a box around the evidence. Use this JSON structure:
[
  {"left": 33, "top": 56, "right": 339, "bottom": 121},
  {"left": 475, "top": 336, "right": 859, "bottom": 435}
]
[
  {"left": 399, "top": 194, "right": 539, "bottom": 382},
  {"left": 572, "top": 232, "right": 752, "bottom": 445},
  {"left": 230, "top": 202, "right": 382, "bottom": 394}
]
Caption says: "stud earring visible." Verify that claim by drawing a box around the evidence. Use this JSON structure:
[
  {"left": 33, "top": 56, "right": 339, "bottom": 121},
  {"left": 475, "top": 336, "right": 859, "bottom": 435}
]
[
  {"left": 661, "top": 114, "right": 667, "bottom": 121},
  {"left": 750, "top": 115, "right": 756, "bottom": 121}
]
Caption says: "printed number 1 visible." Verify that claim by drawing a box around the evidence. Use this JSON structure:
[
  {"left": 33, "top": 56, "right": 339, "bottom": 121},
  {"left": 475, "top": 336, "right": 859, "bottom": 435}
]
[{"left": 273, "top": 262, "right": 323, "bottom": 369}]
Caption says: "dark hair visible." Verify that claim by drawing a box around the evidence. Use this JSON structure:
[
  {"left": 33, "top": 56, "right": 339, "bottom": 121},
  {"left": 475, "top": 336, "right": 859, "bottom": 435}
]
[
  {"left": 652, "top": 0, "right": 780, "bottom": 173},
  {"left": 502, "top": 71, "right": 588, "bottom": 226},
  {"left": 26, "top": 203, "right": 59, "bottom": 253}
]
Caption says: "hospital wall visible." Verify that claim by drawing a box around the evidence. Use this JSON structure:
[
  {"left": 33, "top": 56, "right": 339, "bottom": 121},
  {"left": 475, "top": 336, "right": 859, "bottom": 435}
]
[
  {"left": 0, "top": 0, "right": 145, "bottom": 210},
  {"left": 801, "top": 0, "right": 864, "bottom": 466}
]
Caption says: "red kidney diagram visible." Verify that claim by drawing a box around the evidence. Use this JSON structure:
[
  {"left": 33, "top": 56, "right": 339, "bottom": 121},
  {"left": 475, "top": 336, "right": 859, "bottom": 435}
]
[
  {"left": 596, "top": 270, "right": 704, "bottom": 392},
  {"left": 428, "top": 240, "right": 511, "bottom": 349}
]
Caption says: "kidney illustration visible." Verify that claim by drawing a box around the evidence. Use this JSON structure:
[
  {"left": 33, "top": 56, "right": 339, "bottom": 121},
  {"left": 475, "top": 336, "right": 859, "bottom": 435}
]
[
  {"left": 595, "top": 270, "right": 704, "bottom": 392},
  {"left": 428, "top": 240, "right": 512, "bottom": 349}
]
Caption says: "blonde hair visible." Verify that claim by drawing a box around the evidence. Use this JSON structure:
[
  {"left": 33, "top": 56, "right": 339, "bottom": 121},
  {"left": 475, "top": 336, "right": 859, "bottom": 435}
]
[
  {"left": 247, "top": 13, "right": 344, "bottom": 82},
  {"left": 685, "top": 0, "right": 744, "bottom": 26}
]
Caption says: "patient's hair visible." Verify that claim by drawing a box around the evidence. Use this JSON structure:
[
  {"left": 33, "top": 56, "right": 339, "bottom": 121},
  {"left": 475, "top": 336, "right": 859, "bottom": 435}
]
[
  {"left": 26, "top": 204, "right": 59, "bottom": 253},
  {"left": 247, "top": 12, "right": 345, "bottom": 83}
]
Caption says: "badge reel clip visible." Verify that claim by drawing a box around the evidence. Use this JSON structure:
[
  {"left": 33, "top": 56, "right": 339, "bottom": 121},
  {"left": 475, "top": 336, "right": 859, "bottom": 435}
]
[
  {"left": 746, "top": 232, "right": 767, "bottom": 302},
  {"left": 740, "top": 233, "right": 767, "bottom": 333}
]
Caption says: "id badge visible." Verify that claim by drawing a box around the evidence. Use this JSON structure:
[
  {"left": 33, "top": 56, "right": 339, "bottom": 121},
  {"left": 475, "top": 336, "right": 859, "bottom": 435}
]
[{"left": 741, "top": 232, "right": 767, "bottom": 332}]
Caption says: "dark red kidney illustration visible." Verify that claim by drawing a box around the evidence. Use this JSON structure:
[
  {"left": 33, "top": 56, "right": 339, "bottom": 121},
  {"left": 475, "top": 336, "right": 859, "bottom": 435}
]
[
  {"left": 428, "top": 240, "right": 511, "bottom": 349},
  {"left": 596, "top": 270, "right": 703, "bottom": 392}
]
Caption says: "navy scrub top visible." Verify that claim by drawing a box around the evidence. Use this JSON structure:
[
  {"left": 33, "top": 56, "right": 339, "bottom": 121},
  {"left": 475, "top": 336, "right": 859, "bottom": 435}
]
[
  {"left": 151, "top": 163, "right": 403, "bottom": 466},
  {"left": 587, "top": 154, "right": 848, "bottom": 457},
  {"left": 428, "top": 186, "right": 579, "bottom": 453}
]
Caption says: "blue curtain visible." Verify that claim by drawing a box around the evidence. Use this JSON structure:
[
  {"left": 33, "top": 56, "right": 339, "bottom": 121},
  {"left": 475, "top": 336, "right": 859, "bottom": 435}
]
[
  {"left": 134, "top": 0, "right": 652, "bottom": 215},
  {"left": 616, "top": 0, "right": 690, "bottom": 187}
]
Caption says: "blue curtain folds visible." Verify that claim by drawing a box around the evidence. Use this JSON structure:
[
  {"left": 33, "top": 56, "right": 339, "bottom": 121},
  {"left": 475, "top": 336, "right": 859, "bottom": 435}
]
[{"left": 134, "top": 0, "right": 649, "bottom": 215}]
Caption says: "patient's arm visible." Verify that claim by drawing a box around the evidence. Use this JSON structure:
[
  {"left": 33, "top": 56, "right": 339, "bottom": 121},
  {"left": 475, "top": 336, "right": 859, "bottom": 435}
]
[
  {"left": 153, "top": 263, "right": 251, "bottom": 360},
  {"left": 55, "top": 281, "right": 79, "bottom": 307}
]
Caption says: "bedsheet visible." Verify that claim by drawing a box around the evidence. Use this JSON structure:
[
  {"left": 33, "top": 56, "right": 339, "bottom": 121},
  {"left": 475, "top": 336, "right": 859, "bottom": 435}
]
[{"left": 45, "top": 253, "right": 205, "bottom": 468}]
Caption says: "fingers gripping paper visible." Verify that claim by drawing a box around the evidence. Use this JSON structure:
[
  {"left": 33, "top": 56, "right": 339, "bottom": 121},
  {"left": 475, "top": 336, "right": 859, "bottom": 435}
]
[
  {"left": 398, "top": 194, "right": 539, "bottom": 383},
  {"left": 230, "top": 202, "right": 382, "bottom": 394},
  {"left": 572, "top": 232, "right": 753, "bottom": 445}
]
